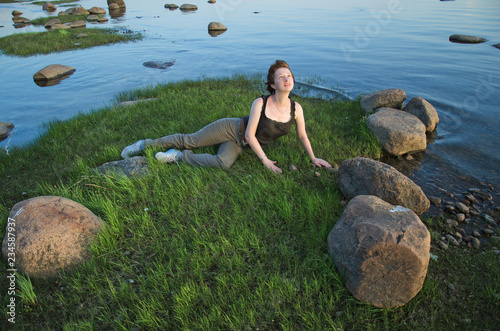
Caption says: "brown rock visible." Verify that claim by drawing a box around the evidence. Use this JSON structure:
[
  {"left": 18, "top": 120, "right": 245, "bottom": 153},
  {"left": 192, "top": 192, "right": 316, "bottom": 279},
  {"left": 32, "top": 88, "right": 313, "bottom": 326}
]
[
  {"left": 208, "top": 22, "right": 227, "bottom": 31},
  {"left": 107, "top": 0, "right": 126, "bottom": 8},
  {"left": 0, "top": 122, "right": 14, "bottom": 140},
  {"left": 12, "top": 10, "right": 23, "bottom": 16},
  {"left": 367, "top": 108, "right": 427, "bottom": 156},
  {"left": 403, "top": 97, "right": 440, "bottom": 132},
  {"left": 360, "top": 89, "right": 407, "bottom": 113},
  {"left": 44, "top": 18, "right": 61, "bottom": 28},
  {"left": 43, "top": 2, "right": 57, "bottom": 12},
  {"left": 338, "top": 157, "right": 430, "bottom": 215},
  {"left": 65, "top": 7, "right": 90, "bottom": 15},
  {"left": 33, "top": 64, "right": 76, "bottom": 81},
  {"left": 88, "top": 7, "right": 107, "bottom": 15},
  {"left": 327, "top": 195, "right": 431, "bottom": 308},
  {"left": 1, "top": 196, "right": 105, "bottom": 278},
  {"left": 68, "top": 20, "right": 86, "bottom": 28},
  {"left": 449, "top": 34, "right": 487, "bottom": 44}
]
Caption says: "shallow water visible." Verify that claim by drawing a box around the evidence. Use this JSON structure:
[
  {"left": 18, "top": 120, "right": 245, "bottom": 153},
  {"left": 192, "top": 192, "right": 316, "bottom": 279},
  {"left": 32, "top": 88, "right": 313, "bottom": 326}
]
[{"left": 1, "top": 0, "right": 499, "bottom": 192}]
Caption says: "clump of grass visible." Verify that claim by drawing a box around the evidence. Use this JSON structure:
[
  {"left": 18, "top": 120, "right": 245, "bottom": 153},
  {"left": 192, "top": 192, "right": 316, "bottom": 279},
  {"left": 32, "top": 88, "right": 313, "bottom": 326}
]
[
  {"left": 0, "top": 76, "right": 497, "bottom": 329},
  {"left": 30, "top": 14, "right": 93, "bottom": 26},
  {"left": 0, "top": 28, "right": 142, "bottom": 56}
]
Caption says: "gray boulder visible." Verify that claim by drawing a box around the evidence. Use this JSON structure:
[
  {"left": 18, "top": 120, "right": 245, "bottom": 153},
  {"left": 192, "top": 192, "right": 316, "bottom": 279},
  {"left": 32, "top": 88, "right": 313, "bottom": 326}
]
[
  {"left": 403, "top": 97, "right": 439, "bottom": 132},
  {"left": 338, "top": 157, "right": 430, "bottom": 215},
  {"left": 1, "top": 196, "right": 105, "bottom": 278},
  {"left": 0, "top": 122, "right": 14, "bottom": 140},
  {"left": 367, "top": 107, "right": 427, "bottom": 156},
  {"left": 327, "top": 195, "right": 431, "bottom": 308},
  {"left": 33, "top": 64, "right": 76, "bottom": 81},
  {"left": 360, "top": 89, "right": 407, "bottom": 113},
  {"left": 449, "top": 34, "right": 487, "bottom": 44},
  {"left": 96, "top": 156, "right": 150, "bottom": 177}
]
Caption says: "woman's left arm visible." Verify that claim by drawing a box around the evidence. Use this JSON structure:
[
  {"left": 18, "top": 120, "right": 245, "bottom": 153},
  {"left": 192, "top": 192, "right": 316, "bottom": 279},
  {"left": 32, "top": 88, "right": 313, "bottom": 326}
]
[{"left": 294, "top": 102, "right": 332, "bottom": 168}]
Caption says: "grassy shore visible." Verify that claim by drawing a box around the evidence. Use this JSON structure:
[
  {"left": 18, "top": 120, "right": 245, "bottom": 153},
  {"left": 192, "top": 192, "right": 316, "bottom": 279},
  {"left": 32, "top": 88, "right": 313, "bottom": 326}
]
[
  {"left": 0, "top": 76, "right": 498, "bottom": 329},
  {"left": 0, "top": 27, "right": 142, "bottom": 56}
]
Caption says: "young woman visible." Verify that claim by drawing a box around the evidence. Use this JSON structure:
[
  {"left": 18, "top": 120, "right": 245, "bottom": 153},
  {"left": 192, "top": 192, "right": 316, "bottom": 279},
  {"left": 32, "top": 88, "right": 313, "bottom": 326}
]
[{"left": 121, "top": 60, "right": 332, "bottom": 173}]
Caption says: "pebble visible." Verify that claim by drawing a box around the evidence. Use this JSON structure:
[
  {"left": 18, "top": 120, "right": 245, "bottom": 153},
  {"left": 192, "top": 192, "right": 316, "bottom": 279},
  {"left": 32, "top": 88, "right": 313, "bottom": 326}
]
[
  {"left": 439, "top": 241, "right": 449, "bottom": 250},
  {"left": 470, "top": 210, "right": 480, "bottom": 217},
  {"left": 314, "top": 171, "right": 321, "bottom": 177},
  {"left": 473, "top": 230, "right": 481, "bottom": 238},
  {"left": 477, "top": 192, "right": 493, "bottom": 201},
  {"left": 429, "top": 196, "right": 442, "bottom": 206},
  {"left": 471, "top": 237, "right": 481, "bottom": 249},
  {"left": 446, "top": 234, "right": 459, "bottom": 246},
  {"left": 469, "top": 188, "right": 480, "bottom": 194},
  {"left": 455, "top": 202, "right": 469, "bottom": 213},
  {"left": 483, "top": 229, "right": 494, "bottom": 236},
  {"left": 483, "top": 214, "right": 496, "bottom": 226},
  {"left": 464, "top": 194, "right": 477, "bottom": 203},
  {"left": 446, "top": 219, "right": 458, "bottom": 227},
  {"left": 454, "top": 232, "right": 463, "bottom": 240},
  {"left": 289, "top": 164, "right": 298, "bottom": 171},
  {"left": 455, "top": 213, "right": 465, "bottom": 222}
]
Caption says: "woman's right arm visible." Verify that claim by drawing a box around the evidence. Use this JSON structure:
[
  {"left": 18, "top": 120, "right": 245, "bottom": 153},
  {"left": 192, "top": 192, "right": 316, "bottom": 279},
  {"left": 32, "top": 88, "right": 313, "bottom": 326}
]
[{"left": 245, "top": 98, "right": 282, "bottom": 173}]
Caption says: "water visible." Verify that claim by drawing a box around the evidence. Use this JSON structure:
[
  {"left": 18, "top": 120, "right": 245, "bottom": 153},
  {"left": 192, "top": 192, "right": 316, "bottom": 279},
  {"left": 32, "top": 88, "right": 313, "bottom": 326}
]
[{"left": 1, "top": 0, "right": 499, "bottom": 192}]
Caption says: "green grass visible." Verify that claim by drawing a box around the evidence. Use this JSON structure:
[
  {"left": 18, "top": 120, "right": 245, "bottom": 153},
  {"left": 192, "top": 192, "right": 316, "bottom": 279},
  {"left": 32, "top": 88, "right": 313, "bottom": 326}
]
[
  {"left": 0, "top": 76, "right": 498, "bottom": 329},
  {"left": 30, "top": 14, "right": 94, "bottom": 26},
  {"left": 0, "top": 28, "right": 142, "bottom": 56}
]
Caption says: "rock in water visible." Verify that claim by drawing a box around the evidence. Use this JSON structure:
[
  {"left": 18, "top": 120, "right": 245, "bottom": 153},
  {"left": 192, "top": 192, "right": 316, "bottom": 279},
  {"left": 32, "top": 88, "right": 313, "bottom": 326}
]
[{"left": 143, "top": 60, "right": 175, "bottom": 69}]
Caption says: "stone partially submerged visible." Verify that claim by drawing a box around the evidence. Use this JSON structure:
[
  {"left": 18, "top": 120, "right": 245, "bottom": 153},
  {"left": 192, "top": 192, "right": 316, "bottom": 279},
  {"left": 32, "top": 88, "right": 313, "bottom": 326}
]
[
  {"left": 33, "top": 64, "right": 76, "bottom": 82},
  {"left": 403, "top": 97, "right": 439, "bottom": 132},
  {"left": 327, "top": 195, "right": 431, "bottom": 308},
  {"left": 449, "top": 34, "right": 487, "bottom": 44},
  {"left": 367, "top": 108, "right": 427, "bottom": 156},
  {"left": 0, "top": 122, "right": 14, "bottom": 140},
  {"left": 1, "top": 196, "right": 105, "bottom": 278},
  {"left": 338, "top": 157, "right": 430, "bottom": 215}
]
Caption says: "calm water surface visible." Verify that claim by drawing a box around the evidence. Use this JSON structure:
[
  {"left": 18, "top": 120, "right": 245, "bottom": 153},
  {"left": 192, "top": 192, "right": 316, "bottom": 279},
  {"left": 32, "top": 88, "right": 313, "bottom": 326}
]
[{"left": 1, "top": 0, "right": 499, "bottom": 192}]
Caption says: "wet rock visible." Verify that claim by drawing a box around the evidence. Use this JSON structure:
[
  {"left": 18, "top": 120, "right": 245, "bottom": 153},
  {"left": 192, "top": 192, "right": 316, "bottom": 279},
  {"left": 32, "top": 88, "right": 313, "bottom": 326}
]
[
  {"left": 477, "top": 192, "right": 493, "bottom": 201},
  {"left": 455, "top": 202, "right": 469, "bottom": 214},
  {"left": 494, "top": 44, "right": 500, "bottom": 50},
  {"left": 403, "top": 97, "right": 439, "bottom": 132},
  {"left": 33, "top": 64, "right": 76, "bottom": 82},
  {"left": 164, "top": 4, "right": 180, "bottom": 9},
  {"left": 449, "top": 34, "right": 487, "bottom": 44},
  {"left": 360, "top": 89, "right": 407, "bottom": 114},
  {"left": 44, "top": 18, "right": 61, "bottom": 28},
  {"left": 109, "top": 3, "right": 120, "bottom": 10},
  {"left": 96, "top": 156, "right": 150, "bottom": 177},
  {"left": 108, "top": 0, "right": 126, "bottom": 9},
  {"left": 0, "top": 122, "right": 14, "bottom": 140},
  {"left": 65, "top": 7, "right": 90, "bottom": 16},
  {"left": 43, "top": 2, "right": 57, "bottom": 12},
  {"left": 98, "top": 17, "right": 109, "bottom": 23},
  {"left": 429, "top": 196, "right": 441, "bottom": 206},
  {"left": 12, "top": 16, "right": 30, "bottom": 24},
  {"left": 455, "top": 213, "right": 466, "bottom": 222},
  {"left": 483, "top": 214, "right": 497, "bottom": 226},
  {"left": 89, "top": 7, "right": 107, "bottom": 15},
  {"left": 472, "top": 230, "right": 481, "bottom": 238},
  {"left": 87, "top": 15, "right": 99, "bottom": 22},
  {"left": 367, "top": 108, "right": 427, "bottom": 156},
  {"left": 208, "top": 22, "right": 227, "bottom": 31},
  {"left": 12, "top": 10, "right": 23, "bottom": 16},
  {"left": 68, "top": 20, "right": 86, "bottom": 28},
  {"left": 338, "top": 157, "right": 430, "bottom": 215},
  {"left": 180, "top": 4, "right": 198, "bottom": 11},
  {"left": 1, "top": 196, "right": 105, "bottom": 278},
  {"left": 468, "top": 188, "right": 480, "bottom": 194},
  {"left": 327, "top": 195, "right": 430, "bottom": 308},
  {"left": 143, "top": 60, "right": 175, "bottom": 69}
]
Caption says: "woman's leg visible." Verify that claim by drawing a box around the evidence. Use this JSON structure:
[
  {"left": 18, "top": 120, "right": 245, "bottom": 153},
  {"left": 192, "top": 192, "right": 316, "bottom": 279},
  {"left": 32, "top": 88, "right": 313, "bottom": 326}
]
[{"left": 180, "top": 140, "right": 242, "bottom": 169}]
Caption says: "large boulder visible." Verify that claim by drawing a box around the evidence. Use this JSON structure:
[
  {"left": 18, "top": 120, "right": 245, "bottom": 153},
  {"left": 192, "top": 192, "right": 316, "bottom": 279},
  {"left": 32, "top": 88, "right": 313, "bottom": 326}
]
[
  {"left": 107, "top": 0, "right": 126, "bottom": 9},
  {"left": 33, "top": 64, "right": 76, "bottom": 82},
  {"left": 338, "top": 157, "right": 430, "bottom": 215},
  {"left": 65, "top": 7, "right": 90, "bottom": 15},
  {"left": 403, "top": 97, "right": 439, "bottom": 132},
  {"left": 42, "top": 2, "right": 57, "bottom": 12},
  {"left": 0, "top": 122, "right": 14, "bottom": 140},
  {"left": 367, "top": 107, "right": 427, "bottom": 156},
  {"left": 96, "top": 156, "right": 150, "bottom": 177},
  {"left": 327, "top": 195, "right": 431, "bottom": 308},
  {"left": 1, "top": 196, "right": 105, "bottom": 278},
  {"left": 360, "top": 89, "right": 407, "bottom": 113}
]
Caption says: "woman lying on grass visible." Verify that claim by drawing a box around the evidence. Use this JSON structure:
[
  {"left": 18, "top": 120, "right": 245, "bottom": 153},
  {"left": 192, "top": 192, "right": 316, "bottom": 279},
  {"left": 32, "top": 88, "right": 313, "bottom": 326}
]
[{"left": 121, "top": 60, "right": 332, "bottom": 173}]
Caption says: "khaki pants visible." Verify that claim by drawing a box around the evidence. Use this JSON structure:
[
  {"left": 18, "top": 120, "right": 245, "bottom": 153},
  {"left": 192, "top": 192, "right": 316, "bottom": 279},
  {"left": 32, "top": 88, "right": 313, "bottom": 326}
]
[{"left": 145, "top": 118, "right": 245, "bottom": 169}]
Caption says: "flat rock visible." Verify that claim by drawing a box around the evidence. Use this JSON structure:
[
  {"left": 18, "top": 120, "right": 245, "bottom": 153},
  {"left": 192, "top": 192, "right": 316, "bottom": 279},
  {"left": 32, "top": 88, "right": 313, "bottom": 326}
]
[
  {"left": 164, "top": 4, "right": 180, "bottom": 9},
  {"left": 360, "top": 89, "right": 407, "bottom": 114},
  {"left": 367, "top": 107, "right": 427, "bottom": 156},
  {"left": 33, "top": 64, "right": 76, "bottom": 81},
  {"left": 403, "top": 97, "right": 439, "bottom": 132},
  {"left": 88, "top": 7, "right": 107, "bottom": 15},
  {"left": 0, "top": 122, "right": 14, "bottom": 139},
  {"left": 327, "top": 195, "right": 431, "bottom": 308},
  {"left": 143, "top": 60, "right": 175, "bottom": 69},
  {"left": 338, "top": 157, "right": 430, "bottom": 215},
  {"left": 1, "top": 196, "right": 105, "bottom": 278},
  {"left": 12, "top": 17, "right": 30, "bottom": 24},
  {"left": 96, "top": 156, "right": 150, "bottom": 177},
  {"left": 68, "top": 20, "right": 86, "bottom": 28},
  {"left": 65, "top": 7, "right": 90, "bottom": 16},
  {"left": 449, "top": 34, "right": 487, "bottom": 44},
  {"left": 44, "top": 18, "right": 61, "bottom": 28},
  {"left": 180, "top": 4, "right": 198, "bottom": 11}
]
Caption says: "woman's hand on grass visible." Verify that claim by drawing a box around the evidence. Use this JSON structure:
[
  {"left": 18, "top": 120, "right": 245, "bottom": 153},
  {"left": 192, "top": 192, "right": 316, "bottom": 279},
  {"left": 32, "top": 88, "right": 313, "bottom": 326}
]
[{"left": 312, "top": 158, "right": 332, "bottom": 168}]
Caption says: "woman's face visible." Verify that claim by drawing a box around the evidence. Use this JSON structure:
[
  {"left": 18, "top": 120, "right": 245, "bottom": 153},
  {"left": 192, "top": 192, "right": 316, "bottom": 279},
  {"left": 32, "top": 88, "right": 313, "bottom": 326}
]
[{"left": 272, "top": 67, "right": 294, "bottom": 93}]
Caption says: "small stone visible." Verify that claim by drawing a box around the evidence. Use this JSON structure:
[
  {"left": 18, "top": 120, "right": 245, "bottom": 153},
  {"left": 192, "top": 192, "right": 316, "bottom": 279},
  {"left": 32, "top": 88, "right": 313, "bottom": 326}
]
[
  {"left": 429, "top": 196, "right": 441, "bottom": 206},
  {"left": 289, "top": 165, "right": 298, "bottom": 171},
  {"left": 456, "top": 213, "right": 465, "bottom": 222},
  {"left": 470, "top": 210, "right": 480, "bottom": 217},
  {"left": 446, "top": 234, "right": 459, "bottom": 246},
  {"left": 76, "top": 33, "right": 88, "bottom": 38},
  {"left": 449, "top": 34, "right": 487, "bottom": 44},
  {"left": 469, "top": 188, "right": 480, "bottom": 194},
  {"left": 454, "top": 232, "right": 463, "bottom": 240},
  {"left": 455, "top": 202, "right": 469, "bottom": 214},
  {"left": 314, "top": 171, "right": 321, "bottom": 177},
  {"left": 444, "top": 205, "right": 455, "bottom": 213},
  {"left": 471, "top": 237, "right": 481, "bottom": 249},
  {"left": 98, "top": 17, "right": 108, "bottom": 23},
  {"left": 478, "top": 192, "right": 493, "bottom": 201},
  {"left": 464, "top": 194, "right": 477, "bottom": 203},
  {"left": 446, "top": 219, "right": 458, "bottom": 227},
  {"left": 164, "top": 4, "right": 179, "bottom": 9},
  {"left": 87, "top": 15, "right": 99, "bottom": 21},
  {"left": 405, "top": 154, "right": 414, "bottom": 161},
  {"left": 472, "top": 230, "right": 481, "bottom": 238},
  {"left": 180, "top": 4, "right": 198, "bottom": 11},
  {"left": 483, "top": 229, "right": 494, "bottom": 236},
  {"left": 458, "top": 228, "right": 466, "bottom": 237},
  {"left": 483, "top": 214, "right": 497, "bottom": 226},
  {"left": 12, "top": 10, "right": 23, "bottom": 16},
  {"left": 208, "top": 22, "right": 227, "bottom": 31},
  {"left": 439, "top": 241, "right": 449, "bottom": 250}
]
